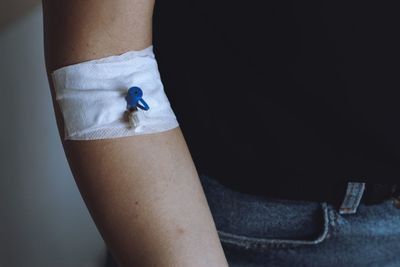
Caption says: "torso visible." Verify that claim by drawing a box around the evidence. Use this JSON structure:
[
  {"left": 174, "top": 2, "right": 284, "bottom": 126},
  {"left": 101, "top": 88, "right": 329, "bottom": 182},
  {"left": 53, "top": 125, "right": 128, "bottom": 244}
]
[{"left": 153, "top": 0, "right": 400, "bottom": 195}]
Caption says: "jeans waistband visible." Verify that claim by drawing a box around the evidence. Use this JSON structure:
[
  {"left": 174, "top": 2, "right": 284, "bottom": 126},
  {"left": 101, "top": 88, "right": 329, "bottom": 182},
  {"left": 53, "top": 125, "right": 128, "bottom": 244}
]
[
  {"left": 202, "top": 174, "right": 400, "bottom": 214},
  {"left": 273, "top": 181, "right": 400, "bottom": 214}
]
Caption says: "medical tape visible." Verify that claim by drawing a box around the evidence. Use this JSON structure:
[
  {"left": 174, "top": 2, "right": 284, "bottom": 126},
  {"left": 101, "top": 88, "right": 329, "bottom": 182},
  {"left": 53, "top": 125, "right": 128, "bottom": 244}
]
[{"left": 51, "top": 45, "right": 179, "bottom": 140}]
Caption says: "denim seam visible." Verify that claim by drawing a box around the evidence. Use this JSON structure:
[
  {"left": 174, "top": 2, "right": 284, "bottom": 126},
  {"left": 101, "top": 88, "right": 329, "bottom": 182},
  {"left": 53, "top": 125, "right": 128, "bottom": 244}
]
[
  {"left": 217, "top": 202, "right": 330, "bottom": 250},
  {"left": 327, "top": 204, "right": 342, "bottom": 239}
]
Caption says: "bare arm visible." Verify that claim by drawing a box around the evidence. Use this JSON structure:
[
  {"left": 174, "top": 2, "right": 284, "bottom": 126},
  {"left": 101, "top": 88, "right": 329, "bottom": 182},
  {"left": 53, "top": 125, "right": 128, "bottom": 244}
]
[{"left": 42, "top": 1, "right": 228, "bottom": 266}]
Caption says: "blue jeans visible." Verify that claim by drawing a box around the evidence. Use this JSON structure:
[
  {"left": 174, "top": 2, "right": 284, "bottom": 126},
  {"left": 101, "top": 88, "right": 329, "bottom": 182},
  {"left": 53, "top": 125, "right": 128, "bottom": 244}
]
[{"left": 199, "top": 174, "right": 400, "bottom": 267}]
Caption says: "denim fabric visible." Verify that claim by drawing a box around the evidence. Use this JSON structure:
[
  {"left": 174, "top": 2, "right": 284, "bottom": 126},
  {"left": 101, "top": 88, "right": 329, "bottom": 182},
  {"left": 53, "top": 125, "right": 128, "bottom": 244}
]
[{"left": 199, "top": 174, "right": 400, "bottom": 267}]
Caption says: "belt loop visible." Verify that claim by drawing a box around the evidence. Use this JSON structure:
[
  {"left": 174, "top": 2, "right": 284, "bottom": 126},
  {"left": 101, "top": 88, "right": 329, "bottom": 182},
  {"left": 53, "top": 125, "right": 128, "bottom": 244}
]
[
  {"left": 393, "top": 184, "right": 400, "bottom": 209},
  {"left": 339, "top": 182, "right": 366, "bottom": 215}
]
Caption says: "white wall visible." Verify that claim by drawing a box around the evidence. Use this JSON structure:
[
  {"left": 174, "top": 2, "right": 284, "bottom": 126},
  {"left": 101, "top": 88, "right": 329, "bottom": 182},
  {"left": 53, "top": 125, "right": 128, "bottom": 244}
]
[{"left": 0, "top": 5, "right": 106, "bottom": 267}]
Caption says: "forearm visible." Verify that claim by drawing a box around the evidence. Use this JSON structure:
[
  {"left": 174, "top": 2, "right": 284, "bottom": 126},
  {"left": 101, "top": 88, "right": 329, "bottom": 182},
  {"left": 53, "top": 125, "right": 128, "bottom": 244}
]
[
  {"left": 42, "top": 1, "right": 228, "bottom": 266},
  {"left": 62, "top": 129, "right": 227, "bottom": 267}
]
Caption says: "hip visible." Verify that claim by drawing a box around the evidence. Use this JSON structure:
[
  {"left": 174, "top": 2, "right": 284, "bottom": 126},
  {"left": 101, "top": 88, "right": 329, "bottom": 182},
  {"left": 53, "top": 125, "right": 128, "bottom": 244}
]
[{"left": 199, "top": 174, "right": 400, "bottom": 267}]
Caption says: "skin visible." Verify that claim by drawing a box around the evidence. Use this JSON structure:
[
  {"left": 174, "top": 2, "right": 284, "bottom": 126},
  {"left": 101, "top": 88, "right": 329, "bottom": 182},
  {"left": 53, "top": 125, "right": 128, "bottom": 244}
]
[{"left": 41, "top": 1, "right": 229, "bottom": 266}]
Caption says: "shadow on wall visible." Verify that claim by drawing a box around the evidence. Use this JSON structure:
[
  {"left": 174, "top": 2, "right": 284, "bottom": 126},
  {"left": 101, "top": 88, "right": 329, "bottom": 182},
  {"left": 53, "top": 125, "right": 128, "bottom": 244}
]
[
  {"left": 0, "top": 0, "right": 40, "bottom": 30},
  {"left": 0, "top": 3, "right": 112, "bottom": 267}
]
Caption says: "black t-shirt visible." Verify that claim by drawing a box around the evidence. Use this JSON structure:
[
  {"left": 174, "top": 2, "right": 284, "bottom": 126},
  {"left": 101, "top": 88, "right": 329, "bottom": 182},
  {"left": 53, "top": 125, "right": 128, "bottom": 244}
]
[{"left": 153, "top": 1, "right": 400, "bottom": 196}]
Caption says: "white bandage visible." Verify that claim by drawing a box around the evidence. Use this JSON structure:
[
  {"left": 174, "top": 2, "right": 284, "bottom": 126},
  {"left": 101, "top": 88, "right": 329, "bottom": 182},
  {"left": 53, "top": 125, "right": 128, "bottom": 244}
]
[{"left": 51, "top": 45, "right": 179, "bottom": 140}]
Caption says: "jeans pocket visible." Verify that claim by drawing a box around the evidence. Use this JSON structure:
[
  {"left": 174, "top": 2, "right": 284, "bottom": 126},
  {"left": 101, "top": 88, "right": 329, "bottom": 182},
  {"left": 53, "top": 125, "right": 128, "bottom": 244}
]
[{"left": 199, "top": 174, "right": 332, "bottom": 251}]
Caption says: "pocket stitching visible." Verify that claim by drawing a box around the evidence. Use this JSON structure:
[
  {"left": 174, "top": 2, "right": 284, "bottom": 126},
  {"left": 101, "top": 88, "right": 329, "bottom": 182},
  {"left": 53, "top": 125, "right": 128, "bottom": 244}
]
[{"left": 217, "top": 202, "right": 331, "bottom": 250}]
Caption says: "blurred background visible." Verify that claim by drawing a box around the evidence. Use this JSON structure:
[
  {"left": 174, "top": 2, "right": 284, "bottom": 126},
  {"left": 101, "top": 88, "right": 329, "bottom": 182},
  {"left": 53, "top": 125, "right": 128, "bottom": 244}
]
[{"left": 0, "top": 1, "right": 110, "bottom": 266}]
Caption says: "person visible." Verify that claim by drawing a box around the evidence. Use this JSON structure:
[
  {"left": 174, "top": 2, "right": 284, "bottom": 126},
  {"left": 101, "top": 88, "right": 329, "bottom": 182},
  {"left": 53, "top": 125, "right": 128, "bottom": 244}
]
[
  {"left": 42, "top": 1, "right": 228, "bottom": 266},
  {"left": 42, "top": 0, "right": 400, "bottom": 266}
]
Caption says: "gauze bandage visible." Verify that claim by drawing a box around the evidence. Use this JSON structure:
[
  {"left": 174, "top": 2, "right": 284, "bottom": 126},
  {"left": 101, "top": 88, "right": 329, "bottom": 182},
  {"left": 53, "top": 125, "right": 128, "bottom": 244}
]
[{"left": 51, "top": 45, "right": 179, "bottom": 140}]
